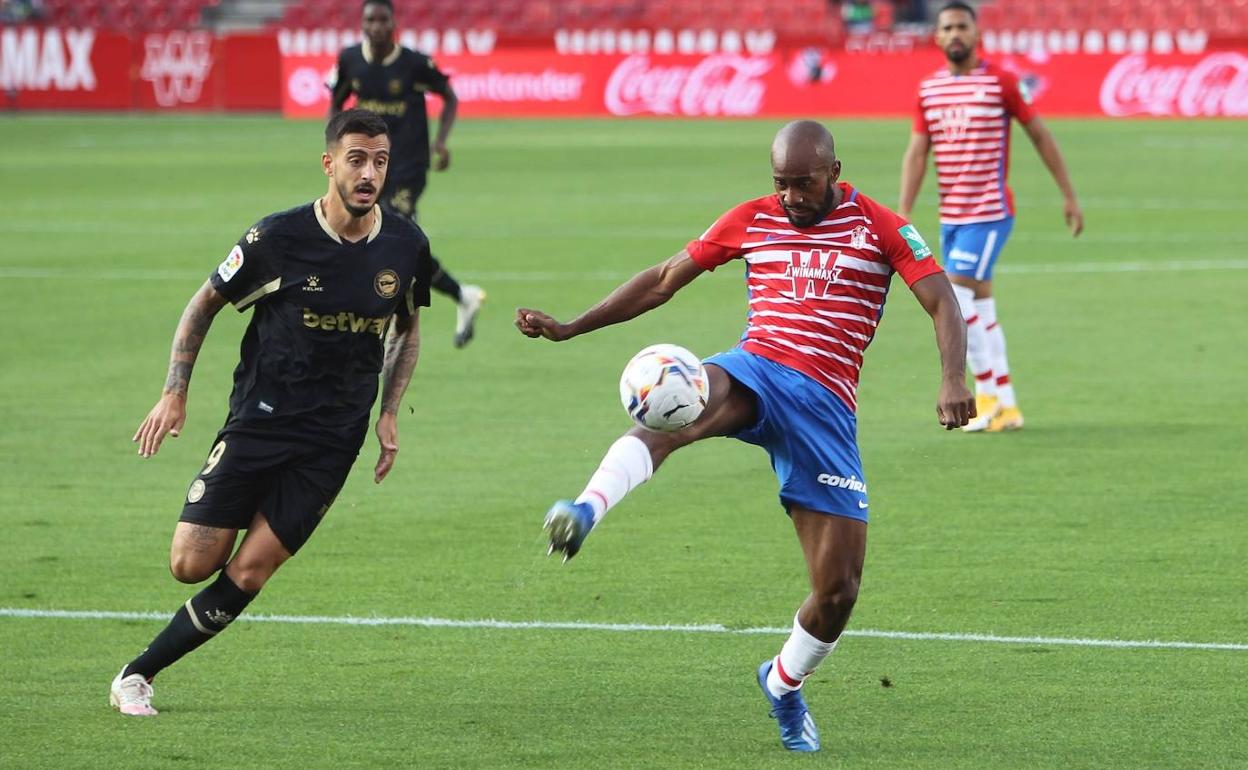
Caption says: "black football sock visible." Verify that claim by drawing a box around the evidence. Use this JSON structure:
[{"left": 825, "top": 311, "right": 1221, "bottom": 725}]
[
  {"left": 123, "top": 571, "right": 257, "bottom": 681},
  {"left": 429, "top": 256, "right": 463, "bottom": 302}
]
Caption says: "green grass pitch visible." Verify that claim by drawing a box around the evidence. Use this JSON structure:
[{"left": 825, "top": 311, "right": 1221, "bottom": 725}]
[{"left": 0, "top": 115, "right": 1246, "bottom": 768}]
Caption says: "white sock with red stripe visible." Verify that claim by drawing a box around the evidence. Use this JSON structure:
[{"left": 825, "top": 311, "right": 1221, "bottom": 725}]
[
  {"left": 574, "top": 435, "right": 654, "bottom": 524},
  {"left": 953, "top": 284, "right": 994, "bottom": 397},
  {"left": 765, "top": 614, "right": 839, "bottom": 698},
  {"left": 975, "top": 297, "right": 1017, "bottom": 408}
]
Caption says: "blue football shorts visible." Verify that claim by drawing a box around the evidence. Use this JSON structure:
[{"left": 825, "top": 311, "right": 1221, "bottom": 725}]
[
  {"left": 940, "top": 216, "right": 1014, "bottom": 280},
  {"left": 704, "top": 347, "right": 869, "bottom": 522}
]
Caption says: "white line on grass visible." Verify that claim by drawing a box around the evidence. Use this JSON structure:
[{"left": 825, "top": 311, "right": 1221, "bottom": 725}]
[
  {"left": 2, "top": 259, "right": 1248, "bottom": 284},
  {"left": 2, "top": 607, "right": 1244, "bottom": 652}
]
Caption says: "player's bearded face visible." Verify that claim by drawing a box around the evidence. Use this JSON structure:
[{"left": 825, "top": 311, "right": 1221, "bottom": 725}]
[
  {"left": 776, "top": 172, "right": 838, "bottom": 228},
  {"left": 328, "top": 136, "right": 390, "bottom": 218},
  {"left": 937, "top": 11, "right": 977, "bottom": 64}
]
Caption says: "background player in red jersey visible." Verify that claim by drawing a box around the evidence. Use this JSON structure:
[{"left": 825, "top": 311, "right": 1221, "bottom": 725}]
[
  {"left": 899, "top": 0, "right": 1084, "bottom": 432},
  {"left": 516, "top": 121, "right": 973, "bottom": 753}
]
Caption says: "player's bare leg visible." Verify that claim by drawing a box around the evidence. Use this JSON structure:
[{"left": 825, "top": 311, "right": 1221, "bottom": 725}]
[
  {"left": 757, "top": 508, "right": 867, "bottom": 751},
  {"left": 169, "top": 522, "right": 238, "bottom": 583},
  {"left": 544, "top": 364, "right": 756, "bottom": 561},
  {"left": 112, "top": 513, "right": 289, "bottom": 715}
]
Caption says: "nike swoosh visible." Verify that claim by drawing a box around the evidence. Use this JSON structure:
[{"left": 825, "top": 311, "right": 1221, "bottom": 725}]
[{"left": 857, "top": 501, "right": 869, "bottom": 509}]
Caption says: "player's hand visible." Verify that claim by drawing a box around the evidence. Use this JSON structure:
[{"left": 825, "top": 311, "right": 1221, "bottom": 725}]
[
  {"left": 133, "top": 393, "right": 187, "bottom": 458},
  {"left": 374, "top": 412, "right": 399, "bottom": 483},
  {"left": 1064, "top": 197, "right": 1084, "bottom": 237},
  {"left": 936, "top": 378, "right": 975, "bottom": 430},
  {"left": 431, "top": 141, "right": 450, "bottom": 172},
  {"left": 515, "top": 308, "right": 571, "bottom": 341}
]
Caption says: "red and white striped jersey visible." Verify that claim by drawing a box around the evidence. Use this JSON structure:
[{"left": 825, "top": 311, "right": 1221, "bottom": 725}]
[
  {"left": 686, "top": 184, "right": 943, "bottom": 411},
  {"left": 913, "top": 61, "right": 1036, "bottom": 225}
]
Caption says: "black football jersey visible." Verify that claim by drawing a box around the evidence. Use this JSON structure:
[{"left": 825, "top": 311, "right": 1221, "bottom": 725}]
[
  {"left": 329, "top": 41, "right": 450, "bottom": 179},
  {"left": 208, "top": 201, "right": 433, "bottom": 449}
]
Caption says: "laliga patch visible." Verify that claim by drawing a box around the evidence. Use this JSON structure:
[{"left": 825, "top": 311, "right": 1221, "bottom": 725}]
[
  {"left": 897, "top": 224, "right": 932, "bottom": 260},
  {"left": 218, "top": 245, "right": 244, "bottom": 282}
]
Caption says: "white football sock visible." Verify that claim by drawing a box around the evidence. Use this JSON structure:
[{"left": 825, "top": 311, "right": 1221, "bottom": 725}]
[
  {"left": 766, "top": 613, "right": 839, "bottom": 698},
  {"left": 953, "top": 284, "right": 994, "bottom": 397},
  {"left": 975, "top": 297, "right": 1017, "bottom": 408},
  {"left": 574, "top": 435, "right": 654, "bottom": 524}
]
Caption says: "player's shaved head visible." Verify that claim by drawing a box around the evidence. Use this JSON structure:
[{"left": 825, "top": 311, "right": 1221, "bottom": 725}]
[
  {"left": 771, "top": 120, "right": 837, "bottom": 172},
  {"left": 771, "top": 121, "right": 842, "bottom": 228}
]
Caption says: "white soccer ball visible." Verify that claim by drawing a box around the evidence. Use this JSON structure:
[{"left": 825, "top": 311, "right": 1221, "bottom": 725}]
[{"left": 619, "top": 344, "right": 710, "bottom": 432}]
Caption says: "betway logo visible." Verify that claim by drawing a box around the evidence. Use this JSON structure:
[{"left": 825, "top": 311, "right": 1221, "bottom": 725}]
[
  {"left": 302, "top": 308, "right": 388, "bottom": 335},
  {"left": 0, "top": 28, "right": 95, "bottom": 91},
  {"left": 784, "top": 250, "right": 842, "bottom": 300}
]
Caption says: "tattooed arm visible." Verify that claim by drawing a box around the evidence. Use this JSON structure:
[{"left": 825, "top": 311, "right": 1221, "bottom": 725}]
[
  {"left": 133, "top": 280, "right": 229, "bottom": 458},
  {"left": 374, "top": 309, "right": 421, "bottom": 483}
]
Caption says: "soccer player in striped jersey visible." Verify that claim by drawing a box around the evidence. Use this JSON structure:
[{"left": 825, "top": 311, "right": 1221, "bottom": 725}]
[
  {"left": 899, "top": 0, "right": 1084, "bottom": 432},
  {"left": 516, "top": 121, "right": 974, "bottom": 753}
]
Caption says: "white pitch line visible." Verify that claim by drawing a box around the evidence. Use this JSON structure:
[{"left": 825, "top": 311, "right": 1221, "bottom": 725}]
[
  {"left": 2, "top": 259, "right": 1248, "bottom": 285},
  {"left": 1, "top": 607, "right": 1244, "bottom": 652}
]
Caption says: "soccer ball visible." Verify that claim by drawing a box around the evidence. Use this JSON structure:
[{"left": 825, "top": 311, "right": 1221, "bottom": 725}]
[{"left": 619, "top": 344, "right": 710, "bottom": 432}]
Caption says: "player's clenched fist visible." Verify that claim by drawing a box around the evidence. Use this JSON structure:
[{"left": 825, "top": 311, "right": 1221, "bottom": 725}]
[{"left": 515, "top": 308, "right": 570, "bottom": 341}]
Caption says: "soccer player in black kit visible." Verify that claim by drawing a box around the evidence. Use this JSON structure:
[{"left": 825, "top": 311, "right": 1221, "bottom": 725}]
[
  {"left": 110, "top": 109, "right": 432, "bottom": 716},
  {"left": 329, "top": 0, "right": 485, "bottom": 348}
]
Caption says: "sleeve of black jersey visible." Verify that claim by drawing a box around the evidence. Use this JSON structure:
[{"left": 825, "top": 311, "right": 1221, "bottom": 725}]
[
  {"left": 400, "top": 233, "right": 434, "bottom": 316},
  {"left": 413, "top": 54, "right": 451, "bottom": 95},
  {"left": 327, "top": 49, "right": 353, "bottom": 104},
  {"left": 209, "top": 218, "right": 284, "bottom": 312}
]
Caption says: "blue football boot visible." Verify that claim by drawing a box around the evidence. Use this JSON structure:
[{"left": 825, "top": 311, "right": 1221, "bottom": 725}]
[
  {"left": 543, "top": 500, "right": 594, "bottom": 563},
  {"left": 756, "top": 660, "right": 820, "bottom": 752}
]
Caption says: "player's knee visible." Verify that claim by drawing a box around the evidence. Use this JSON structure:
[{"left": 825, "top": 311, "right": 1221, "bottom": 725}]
[
  {"left": 812, "top": 574, "right": 860, "bottom": 617},
  {"left": 168, "top": 553, "right": 217, "bottom": 584},
  {"left": 225, "top": 556, "right": 283, "bottom": 593}
]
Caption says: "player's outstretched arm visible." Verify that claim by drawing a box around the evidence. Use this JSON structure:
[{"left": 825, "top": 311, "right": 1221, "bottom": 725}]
[
  {"left": 431, "top": 83, "right": 458, "bottom": 172},
  {"left": 911, "top": 273, "right": 975, "bottom": 430},
  {"left": 515, "top": 250, "right": 705, "bottom": 342},
  {"left": 133, "top": 280, "right": 228, "bottom": 458},
  {"left": 375, "top": 310, "right": 421, "bottom": 483},
  {"left": 898, "top": 131, "right": 931, "bottom": 220},
  {"left": 1021, "top": 117, "right": 1084, "bottom": 237}
]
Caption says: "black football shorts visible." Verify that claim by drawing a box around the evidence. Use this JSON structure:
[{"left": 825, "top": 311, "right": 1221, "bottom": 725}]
[
  {"left": 382, "top": 170, "right": 429, "bottom": 219},
  {"left": 179, "top": 432, "right": 358, "bottom": 554}
]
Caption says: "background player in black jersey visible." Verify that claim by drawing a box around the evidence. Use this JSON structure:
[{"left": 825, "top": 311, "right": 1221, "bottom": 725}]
[
  {"left": 110, "top": 109, "right": 433, "bottom": 716},
  {"left": 329, "top": 0, "right": 484, "bottom": 348}
]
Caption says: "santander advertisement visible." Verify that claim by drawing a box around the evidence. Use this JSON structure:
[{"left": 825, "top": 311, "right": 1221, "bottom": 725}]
[{"left": 282, "top": 48, "right": 1248, "bottom": 119}]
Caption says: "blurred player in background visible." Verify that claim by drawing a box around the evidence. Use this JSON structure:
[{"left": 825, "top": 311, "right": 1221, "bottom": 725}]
[
  {"left": 330, "top": 0, "right": 485, "bottom": 348},
  {"left": 517, "top": 121, "right": 973, "bottom": 753},
  {"left": 110, "top": 110, "right": 432, "bottom": 716},
  {"left": 899, "top": 0, "right": 1083, "bottom": 432}
]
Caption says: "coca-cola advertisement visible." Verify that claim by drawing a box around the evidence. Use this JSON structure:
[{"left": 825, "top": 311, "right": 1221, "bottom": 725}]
[{"left": 280, "top": 48, "right": 1248, "bottom": 119}]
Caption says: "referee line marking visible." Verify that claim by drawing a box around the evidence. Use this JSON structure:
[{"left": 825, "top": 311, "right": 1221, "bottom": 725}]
[
  {"left": 1, "top": 607, "right": 1244, "bottom": 652},
  {"left": 1, "top": 259, "right": 1248, "bottom": 284}
]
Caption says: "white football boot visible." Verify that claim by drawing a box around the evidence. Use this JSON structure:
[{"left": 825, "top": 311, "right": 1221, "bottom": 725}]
[
  {"left": 453, "top": 285, "right": 486, "bottom": 348},
  {"left": 110, "top": 667, "right": 158, "bottom": 716}
]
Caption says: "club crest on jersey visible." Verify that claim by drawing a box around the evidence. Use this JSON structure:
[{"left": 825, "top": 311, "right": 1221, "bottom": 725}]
[
  {"left": 374, "top": 269, "right": 399, "bottom": 298},
  {"left": 850, "top": 225, "right": 869, "bottom": 250},
  {"left": 784, "top": 249, "right": 841, "bottom": 300},
  {"left": 217, "top": 245, "right": 244, "bottom": 282}
]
